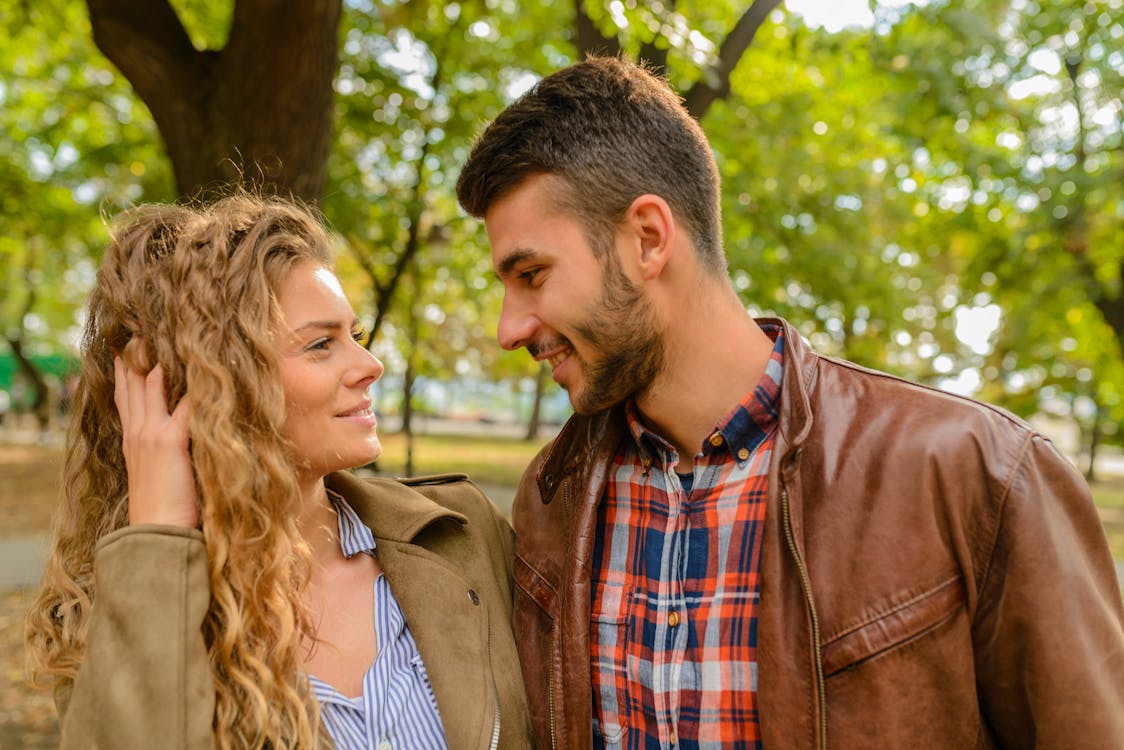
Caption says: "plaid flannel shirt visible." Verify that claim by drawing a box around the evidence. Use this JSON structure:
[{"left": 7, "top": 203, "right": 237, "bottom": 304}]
[{"left": 590, "top": 326, "right": 784, "bottom": 749}]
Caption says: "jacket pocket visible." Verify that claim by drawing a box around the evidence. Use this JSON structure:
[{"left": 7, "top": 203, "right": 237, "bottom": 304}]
[
  {"left": 513, "top": 553, "right": 557, "bottom": 614},
  {"left": 821, "top": 575, "right": 965, "bottom": 677},
  {"left": 591, "top": 586, "right": 636, "bottom": 747}
]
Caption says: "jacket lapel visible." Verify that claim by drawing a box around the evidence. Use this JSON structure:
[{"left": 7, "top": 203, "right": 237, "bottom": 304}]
[{"left": 324, "top": 471, "right": 494, "bottom": 749}]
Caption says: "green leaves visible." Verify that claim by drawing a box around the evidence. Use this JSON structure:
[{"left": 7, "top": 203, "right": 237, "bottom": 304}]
[{"left": 3, "top": 0, "right": 1121, "bottom": 442}]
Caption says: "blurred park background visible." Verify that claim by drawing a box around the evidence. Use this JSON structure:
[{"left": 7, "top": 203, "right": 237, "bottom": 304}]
[{"left": 2, "top": 0, "right": 1124, "bottom": 745}]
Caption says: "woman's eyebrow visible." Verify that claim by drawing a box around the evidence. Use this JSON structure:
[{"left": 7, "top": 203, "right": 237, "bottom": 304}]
[{"left": 290, "top": 317, "right": 360, "bottom": 334}]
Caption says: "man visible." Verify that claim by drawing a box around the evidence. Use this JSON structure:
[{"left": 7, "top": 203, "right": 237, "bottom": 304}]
[{"left": 455, "top": 56, "right": 1124, "bottom": 749}]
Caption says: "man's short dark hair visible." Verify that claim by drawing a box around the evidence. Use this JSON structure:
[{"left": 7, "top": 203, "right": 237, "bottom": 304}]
[{"left": 456, "top": 55, "right": 725, "bottom": 272}]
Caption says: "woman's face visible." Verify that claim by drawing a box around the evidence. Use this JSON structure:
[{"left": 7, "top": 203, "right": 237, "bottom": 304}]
[{"left": 274, "top": 261, "right": 384, "bottom": 480}]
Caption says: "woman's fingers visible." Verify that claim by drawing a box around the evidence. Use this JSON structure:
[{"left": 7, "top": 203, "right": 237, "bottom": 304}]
[
  {"left": 169, "top": 389, "right": 192, "bottom": 431},
  {"left": 112, "top": 356, "right": 129, "bottom": 430},
  {"left": 144, "top": 364, "right": 169, "bottom": 424},
  {"left": 125, "top": 361, "right": 148, "bottom": 440},
  {"left": 113, "top": 356, "right": 199, "bottom": 529}
]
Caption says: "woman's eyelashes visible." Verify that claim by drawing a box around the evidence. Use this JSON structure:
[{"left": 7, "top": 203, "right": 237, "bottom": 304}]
[
  {"left": 304, "top": 336, "right": 333, "bottom": 353},
  {"left": 304, "top": 329, "right": 367, "bottom": 354}
]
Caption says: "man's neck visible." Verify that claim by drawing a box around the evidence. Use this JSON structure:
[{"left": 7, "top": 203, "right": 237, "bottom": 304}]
[{"left": 633, "top": 294, "right": 774, "bottom": 467}]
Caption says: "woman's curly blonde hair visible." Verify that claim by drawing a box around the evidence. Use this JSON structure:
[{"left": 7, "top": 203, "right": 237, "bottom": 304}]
[{"left": 26, "top": 193, "right": 337, "bottom": 748}]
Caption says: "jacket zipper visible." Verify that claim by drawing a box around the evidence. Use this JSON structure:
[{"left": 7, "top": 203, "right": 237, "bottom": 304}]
[
  {"left": 488, "top": 621, "right": 501, "bottom": 750},
  {"left": 548, "top": 649, "right": 558, "bottom": 750},
  {"left": 547, "top": 478, "right": 571, "bottom": 750},
  {"left": 780, "top": 484, "right": 826, "bottom": 749}
]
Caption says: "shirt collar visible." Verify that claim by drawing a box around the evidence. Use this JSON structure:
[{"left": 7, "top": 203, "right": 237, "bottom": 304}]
[
  {"left": 624, "top": 323, "right": 785, "bottom": 470},
  {"left": 327, "top": 489, "right": 377, "bottom": 558}
]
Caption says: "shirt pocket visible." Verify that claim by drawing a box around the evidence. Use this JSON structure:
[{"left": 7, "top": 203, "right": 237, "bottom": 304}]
[{"left": 591, "top": 585, "right": 637, "bottom": 747}]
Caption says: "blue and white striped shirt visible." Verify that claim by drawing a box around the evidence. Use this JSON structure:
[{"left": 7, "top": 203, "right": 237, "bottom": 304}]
[{"left": 308, "top": 492, "right": 448, "bottom": 749}]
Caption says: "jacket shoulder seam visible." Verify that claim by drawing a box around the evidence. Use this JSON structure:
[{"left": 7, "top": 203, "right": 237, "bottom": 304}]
[
  {"left": 814, "top": 354, "right": 1039, "bottom": 434},
  {"left": 975, "top": 431, "right": 1036, "bottom": 595}
]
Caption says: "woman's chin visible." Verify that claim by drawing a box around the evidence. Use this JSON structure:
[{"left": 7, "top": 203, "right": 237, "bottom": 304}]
[{"left": 345, "top": 438, "right": 383, "bottom": 471}]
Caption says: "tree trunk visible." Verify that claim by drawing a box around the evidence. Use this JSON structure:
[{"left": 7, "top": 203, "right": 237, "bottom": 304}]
[
  {"left": 1085, "top": 401, "right": 1102, "bottom": 483},
  {"left": 85, "top": 0, "right": 342, "bottom": 202},
  {"left": 402, "top": 266, "right": 422, "bottom": 477},
  {"left": 403, "top": 354, "right": 415, "bottom": 477},
  {"left": 525, "top": 362, "right": 548, "bottom": 441},
  {"left": 1061, "top": 52, "right": 1124, "bottom": 366},
  {"left": 5, "top": 336, "right": 51, "bottom": 432}
]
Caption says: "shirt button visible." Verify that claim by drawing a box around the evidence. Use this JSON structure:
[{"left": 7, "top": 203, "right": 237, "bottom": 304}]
[
  {"left": 737, "top": 447, "right": 750, "bottom": 461},
  {"left": 708, "top": 433, "right": 724, "bottom": 447},
  {"left": 377, "top": 741, "right": 392, "bottom": 750},
  {"left": 670, "top": 730, "right": 678, "bottom": 745},
  {"left": 668, "top": 611, "right": 680, "bottom": 628}
]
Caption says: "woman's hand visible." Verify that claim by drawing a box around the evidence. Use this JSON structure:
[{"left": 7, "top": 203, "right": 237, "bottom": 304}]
[{"left": 113, "top": 356, "right": 198, "bottom": 528}]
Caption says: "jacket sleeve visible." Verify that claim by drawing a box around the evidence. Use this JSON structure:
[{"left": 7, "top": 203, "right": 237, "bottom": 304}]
[
  {"left": 972, "top": 435, "right": 1124, "bottom": 748},
  {"left": 58, "top": 525, "right": 215, "bottom": 750}
]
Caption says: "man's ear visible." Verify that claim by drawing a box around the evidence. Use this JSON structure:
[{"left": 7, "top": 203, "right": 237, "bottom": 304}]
[{"left": 625, "top": 194, "right": 675, "bottom": 280}]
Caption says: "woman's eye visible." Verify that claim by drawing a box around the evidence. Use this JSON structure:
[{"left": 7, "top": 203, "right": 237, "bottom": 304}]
[
  {"left": 351, "top": 329, "right": 368, "bottom": 345},
  {"left": 305, "top": 337, "right": 331, "bottom": 352}
]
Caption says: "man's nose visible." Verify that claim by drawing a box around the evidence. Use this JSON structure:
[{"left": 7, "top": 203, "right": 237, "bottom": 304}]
[{"left": 497, "top": 296, "right": 537, "bottom": 351}]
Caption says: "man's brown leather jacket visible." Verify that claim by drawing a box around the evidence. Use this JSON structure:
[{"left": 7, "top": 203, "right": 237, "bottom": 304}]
[{"left": 511, "top": 318, "right": 1124, "bottom": 749}]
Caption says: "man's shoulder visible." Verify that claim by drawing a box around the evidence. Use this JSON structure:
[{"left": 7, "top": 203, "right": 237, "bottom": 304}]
[{"left": 811, "top": 351, "right": 1035, "bottom": 436}]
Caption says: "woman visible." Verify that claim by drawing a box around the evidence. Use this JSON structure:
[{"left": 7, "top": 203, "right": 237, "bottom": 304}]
[{"left": 25, "top": 194, "right": 531, "bottom": 749}]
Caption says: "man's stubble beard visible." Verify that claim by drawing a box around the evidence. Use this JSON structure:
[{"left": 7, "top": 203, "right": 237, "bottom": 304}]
[{"left": 568, "top": 260, "right": 665, "bottom": 415}]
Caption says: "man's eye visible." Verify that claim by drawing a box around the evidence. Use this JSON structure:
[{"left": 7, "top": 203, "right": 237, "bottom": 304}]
[{"left": 520, "top": 268, "right": 541, "bottom": 284}]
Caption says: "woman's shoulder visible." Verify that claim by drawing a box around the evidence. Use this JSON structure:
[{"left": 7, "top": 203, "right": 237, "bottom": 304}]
[
  {"left": 392, "top": 473, "right": 501, "bottom": 520},
  {"left": 325, "top": 470, "right": 509, "bottom": 540}
]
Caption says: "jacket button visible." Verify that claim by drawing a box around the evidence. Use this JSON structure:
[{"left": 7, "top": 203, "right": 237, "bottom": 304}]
[
  {"left": 468, "top": 589, "right": 480, "bottom": 605},
  {"left": 543, "top": 473, "right": 555, "bottom": 490}
]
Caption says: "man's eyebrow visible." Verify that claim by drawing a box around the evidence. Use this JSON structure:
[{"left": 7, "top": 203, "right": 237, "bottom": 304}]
[{"left": 495, "top": 248, "right": 540, "bottom": 279}]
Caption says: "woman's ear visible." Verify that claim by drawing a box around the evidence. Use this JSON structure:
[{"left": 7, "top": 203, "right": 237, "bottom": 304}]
[{"left": 625, "top": 194, "right": 675, "bottom": 280}]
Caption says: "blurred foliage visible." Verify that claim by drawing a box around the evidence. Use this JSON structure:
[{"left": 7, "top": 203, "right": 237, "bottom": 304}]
[
  {"left": 0, "top": 0, "right": 172, "bottom": 423},
  {"left": 1, "top": 0, "right": 1121, "bottom": 448}
]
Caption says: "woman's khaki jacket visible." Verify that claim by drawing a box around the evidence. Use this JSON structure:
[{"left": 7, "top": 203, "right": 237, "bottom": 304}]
[{"left": 56, "top": 471, "right": 533, "bottom": 749}]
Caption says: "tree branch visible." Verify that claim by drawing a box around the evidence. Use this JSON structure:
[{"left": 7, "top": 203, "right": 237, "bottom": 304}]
[
  {"left": 6, "top": 250, "right": 50, "bottom": 424},
  {"left": 1061, "top": 46, "right": 1124, "bottom": 346},
  {"left": 637, "top": 0, "right": 675, "bottom": 72},
  {"left": 574, "top": 0, "right": 621, "bottom": 58},
  {"left": 85, "top": 0, "right": 213, "bottom": 196},
  {"left": 638, "top": 39, "right": 668, "bottom": 73},
  {"left": 365, "top": 48, "right": 449, "bottom": 342},
  {"left": 85, "top": 0, "right": 206, "bottom": 112},
  {"left": 682, "top": 0, "right": 782, "bottom": 119}
]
